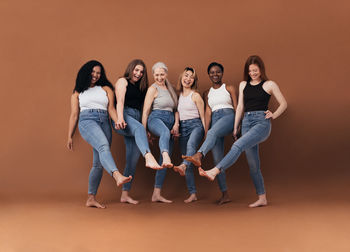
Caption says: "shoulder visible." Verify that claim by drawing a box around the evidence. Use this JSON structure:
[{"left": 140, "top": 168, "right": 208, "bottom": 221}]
[
  {"left": 115, "top": 77, "right": 128, "bottom": 88},
  {"left": 192, "top": 91, "right": 203, "bottom": 101},
  {"left": 102, "top": 86, "right": 113, "bottom": 95},
  {"left": 239, "top": 81, "right": 247, "bottom": 90},
  {"left": 225, "top": 84, "right": 235, "bottom": 92},
  {"left": 264, "top": 80, "right": 277, "bottom": 88},
  {"left": 72, "top": 91, "right": 79, "bottom": 98}
]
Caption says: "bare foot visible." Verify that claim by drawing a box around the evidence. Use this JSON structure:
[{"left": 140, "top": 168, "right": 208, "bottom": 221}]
[
  {"left": 184, "top": 194, "right": 197, "bottom": 203},
  {"left": 173, "top": 164, "right": 186, "bottom": 176},
  {"left": 162, "top": 152, "right": 173, "bottom": 168},
  {"left": 152, "top": 188, "right": 172, "bottom": 203},
  {"left": 113, "top": 171, "right": 132, "bottom": 187},
  {"left": 152, "top": 195, "right": 173, "bottom": 203},
  {"left": 249, "top": 194, "right": 267, "bottom": 208},
  {"left": 198, "top": 167, "right": 220, "bottom": 181},
  {"left": 86, "top": 195, "right": 106, "bottom": 209},
  {"left": 145, "top": 153, "right": 163, "bottom": 170},
  {"left": 217, "top": 191, "right": 231, "bottom": 205},
  {"left": 182, "top": 152, "right": 202, "bottom": 167},
  {"left": 120, "top": 191, "right": 139, "bottom": 204}
]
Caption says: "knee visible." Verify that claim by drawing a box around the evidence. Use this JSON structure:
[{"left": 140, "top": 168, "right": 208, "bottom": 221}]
[
  {"left": 97, "top": 144, "right": 110, "bottom": 153},
  {"left": 206, "top": 129, "right": 217, "bottom": 138}
]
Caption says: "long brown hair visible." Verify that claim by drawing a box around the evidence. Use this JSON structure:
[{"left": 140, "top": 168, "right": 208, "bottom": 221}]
[
  {"left": 243, "top": 55, "right": 269, "bottom": 82},
  {"left": 123, "top": 59, "right": 149, "bottom": 91},
  {"left": 177, "top": 67, "right": 198, "bottom": 93}
]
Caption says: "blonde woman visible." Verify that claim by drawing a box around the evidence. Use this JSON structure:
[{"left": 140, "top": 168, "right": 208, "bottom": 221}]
[{"left": 173, "top": 67, "right": 205, "bottom": 203}]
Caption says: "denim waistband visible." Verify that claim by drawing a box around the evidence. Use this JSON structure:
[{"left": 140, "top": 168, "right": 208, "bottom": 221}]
[
  {"left": 212, "top": 108, "right": 234, "bottom": 114},
  {"left": 180, "top": 117, "right": 201, "bottom": 123},
  {"left": 80, "top": 109, "right": 108, "bottom": 115},
  {"left": 150, "top": 109, "right": 174, "bottom": 115},
  {"left": 244, "top": 110, "right": 265, "bottom": 116}
]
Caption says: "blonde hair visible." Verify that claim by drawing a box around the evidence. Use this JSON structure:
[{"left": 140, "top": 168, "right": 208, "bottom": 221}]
[
  {"left": 152, "top": 62, "right": 178, "bottom": 107},
  {"left": 177, "top": 67, "right": 198, "bottom": 93}
]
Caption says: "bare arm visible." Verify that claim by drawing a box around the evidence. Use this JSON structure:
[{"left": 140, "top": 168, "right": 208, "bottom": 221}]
[
  {"left": 67, "top": 92, "right": 80, "bottom": 150},
  {"left": 192, "top": 91, "right": 206, "bottom": 130},
  {"left": 103, "top": 86, "right": 118, "bottom": 124},
  {"left": 264, "top": 81, "right": 288, "bottom": 119},
  {"left": 226, "top": 84, "right": 238, "bottom": 110},
  {"left": 114, "top": 78, "right": 128, "bottom": 129},
  {"left": 171, "top": 111, "right": 180, "bottom": 137},
  {"left": 233, "top": 82, "right": 246, "bottom": 140},
  {"left": 203, "top": 90, "right": 212, "bottom": 136},
  {"left": 142, "top": 86, "right": 157, "bottom": 129}
]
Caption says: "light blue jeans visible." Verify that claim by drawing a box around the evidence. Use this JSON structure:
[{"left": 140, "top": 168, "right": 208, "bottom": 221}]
[
  {"left": 147, "top": 110, "right": 175, "bottom": 188},
  {"left": 113, "top": 107, "right": 151, "bottom": 191},
  {"left": 216, "top": 111, "right": 271, "bottom": 195},
  {"left": 198, "top": 108, "right": 235, "bottom": 192},
  {"left": 179, "top": 118, "right": 204, "bottom": 194},
  {"left": 78, "top": 109, "right": 118, "bottom": 195}
]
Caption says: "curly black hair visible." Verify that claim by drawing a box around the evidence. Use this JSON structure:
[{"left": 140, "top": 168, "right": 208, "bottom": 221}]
[{"left": 73, "top": 60, "right": 113, "bottom": 93}]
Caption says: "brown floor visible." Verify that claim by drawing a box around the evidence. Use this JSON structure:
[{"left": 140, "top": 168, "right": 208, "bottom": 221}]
[{"left": 2, "top": 178, "right": 350, "bottom": 252}]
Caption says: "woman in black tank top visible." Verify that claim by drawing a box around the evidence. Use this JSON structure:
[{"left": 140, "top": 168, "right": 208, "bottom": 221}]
[
  {"left": 198, "top": 55, "right": 287, "bottom": 208},
  {"left": 113, "top": 59, "right": 163, "bottom": 204}
]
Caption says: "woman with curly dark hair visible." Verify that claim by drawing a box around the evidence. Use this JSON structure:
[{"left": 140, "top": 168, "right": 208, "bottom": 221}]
[{"left": 67, "top": 60, "right": 131, "bottom": 208}]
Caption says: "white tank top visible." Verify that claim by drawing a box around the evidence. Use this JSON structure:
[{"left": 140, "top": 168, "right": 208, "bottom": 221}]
[
  {"left": 207, "top": 84, "right": 233, "bottom": 112},
  {"left": 177, "top": 92, "right": 200, "bottom": 121},
  {"left": 79, "top": 86, "right": 108, "bottom": 111}
]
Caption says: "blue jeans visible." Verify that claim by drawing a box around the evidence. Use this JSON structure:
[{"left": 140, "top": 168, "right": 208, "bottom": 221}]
[
  {"left": 147, "top": 110, "right": 175, "bottom": 188},
  {"left": 216, "top": 111, "right": 271, "bottom": 195},
  {"left": 179, "top": 118, "right": 204, "bottom": 194},
  {"left": 198, "top": 108, "right": 235, "bottom": 192},
  {"left": 78, "top": 109, "right": 118, "bottom": 195},
  {"left": 113, "top": 107, "right": 151, "bottom": 191}
]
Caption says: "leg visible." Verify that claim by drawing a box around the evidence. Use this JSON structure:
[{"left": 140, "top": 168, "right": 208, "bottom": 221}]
[
  {"left": 120, "top": 136, "right": 141, "bottom": 204},
  {"left": 79, "top": 120, "right": 131, "bottom": 186},
  {"left": 212, "top": 137, "right": 231, "bottom": 205},
  {"left": 152, "top": 135, "right": 173, "bottom": 203},
  {"left": 148, "top": 117, "right": 173, "bottom": 167},
  {"left": 184, "top": 112, "right": 234, "bottom": 166},
  {"left": 86, "top": 148, "right": 105, "bottom": 209},
  {"left": 245, "top": 144, "right": 267, "bottom": 208}
]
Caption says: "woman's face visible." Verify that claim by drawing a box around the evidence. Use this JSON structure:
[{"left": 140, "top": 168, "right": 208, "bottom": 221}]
[
  {"left": 153, "top": 67, "right": 167, "bottom": 85},
  {"left": 181, "top": 70, "right": 195, "bottom": 89},
  {"left": 248, "top": 64, "right": 261, "bottom": 81},
  {"left": 91, "top": 66, "right": 101, "bottom": 85},
  {"left": 131, "top": 64, "right": 144, "bottom": 83},
  {"left": 208, "top": 66, "right": 223, "bottom": 84}
]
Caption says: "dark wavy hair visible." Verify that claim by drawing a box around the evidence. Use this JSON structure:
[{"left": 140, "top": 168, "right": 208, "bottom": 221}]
[
  {"left": 243, "top": 55, "right": 268, "bottom": 82},
  {"left": 207, "top": 62, "right": 224, "bottom": 74},
  {"left": 123, "top": 59, "right": 149, "bottom": 91},
  {"left": 73, "top": 60, "right": 113, "bottom": 93}
]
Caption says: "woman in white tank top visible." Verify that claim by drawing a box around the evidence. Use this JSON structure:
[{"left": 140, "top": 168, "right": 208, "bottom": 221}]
[
  {"left": 67, "top": 60, "right": 131, "bottom": 208},
  {"left": 173, "top": 67, "right": 205, "bottom": 203},
  {"left": 183, "top": 62, "right": 238, "bottom": 205}
]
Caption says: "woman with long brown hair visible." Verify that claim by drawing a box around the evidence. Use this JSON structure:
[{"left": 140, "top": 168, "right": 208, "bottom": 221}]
[
  {"left": 197, "top": 55, "right": 287, "bottom": 207},
  {"left": 114, "top": 59, "right": 162, "bottom": 204}
]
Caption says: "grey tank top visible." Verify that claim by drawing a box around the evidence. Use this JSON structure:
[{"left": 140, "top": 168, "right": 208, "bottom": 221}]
[{"left": 152, "top": 83, "right": 175, "bottom": 112}]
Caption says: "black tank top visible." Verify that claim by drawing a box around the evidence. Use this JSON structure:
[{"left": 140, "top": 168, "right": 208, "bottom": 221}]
[
  {"left": 124, "top": 80, "right": 147, "bottom": 111},
  {"left": 243, "top": 81, "right": 271, "bottom": 112}
]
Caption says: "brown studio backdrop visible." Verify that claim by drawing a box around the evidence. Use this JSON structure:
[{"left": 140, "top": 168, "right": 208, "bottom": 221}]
[{"left": 0, "top": 0, "right": 349, "bottom": 198}]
